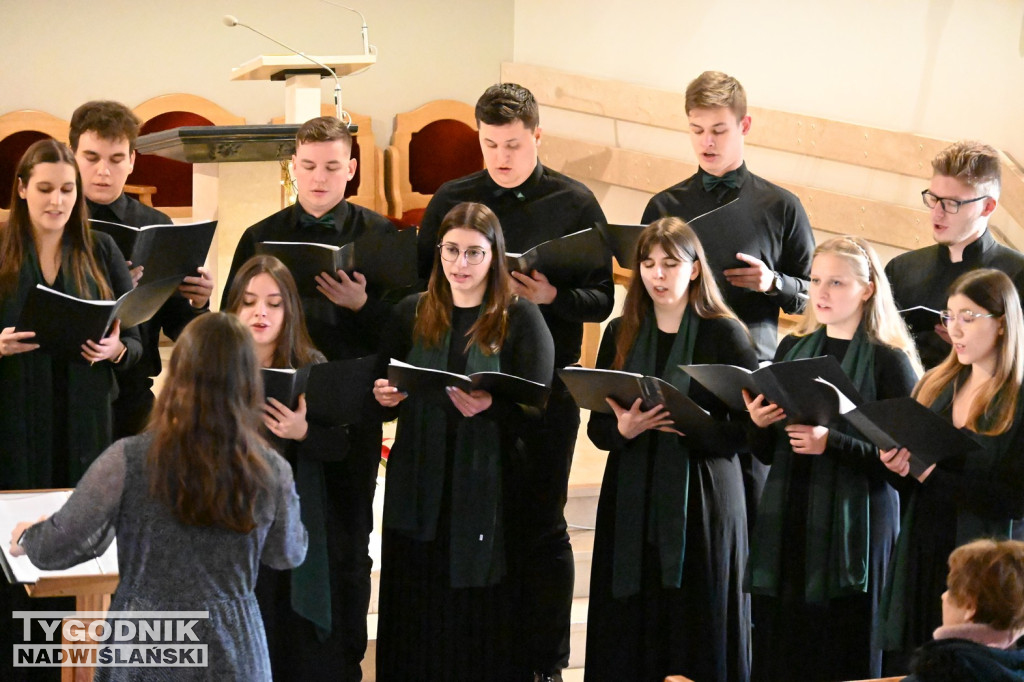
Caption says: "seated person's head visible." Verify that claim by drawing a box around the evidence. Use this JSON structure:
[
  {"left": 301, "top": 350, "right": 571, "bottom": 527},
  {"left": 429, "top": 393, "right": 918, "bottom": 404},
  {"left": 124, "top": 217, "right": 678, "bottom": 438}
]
[
  {"left": 926, "top": 141, "right": 1000, "bottom": 249},
  {"left": 475, "top": 83, "right": 541, "bottom": 189},
  {"left": 69, "top": 101, "right": 141, "bottom": 205},
  {"left": 684, "top": 71, "right": 750, "bottom": 177},
  {"left": 943, "top": 538, "right": 1024, "bottom": 633},
  {"left": 292, "top": 116, "right": 356, "bottom": 218}
]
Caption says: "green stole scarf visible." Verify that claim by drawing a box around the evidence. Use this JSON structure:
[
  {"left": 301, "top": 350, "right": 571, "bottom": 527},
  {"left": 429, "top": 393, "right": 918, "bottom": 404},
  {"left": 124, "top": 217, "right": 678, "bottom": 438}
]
[
  {"left": 0, "top": 242, "right": 112, "bottom": 488},
  {"left": 878, "top": 379, "right": 1024, "bottom": 649},
  {"left": 748, "top": 325, "right": 876, "bottom": 603},
  {"left": 612, "top": 308, "right": 699, "bottom": 599},
  {"left": 283, "top": 406, "right": 332, "bottom": 640},
  {"left": 383, "top": 310, "right": 505, "bottom": 588}
]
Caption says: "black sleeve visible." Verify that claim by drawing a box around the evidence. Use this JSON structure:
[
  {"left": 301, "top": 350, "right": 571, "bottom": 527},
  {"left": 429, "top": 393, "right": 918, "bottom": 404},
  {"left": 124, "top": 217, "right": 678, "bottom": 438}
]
[
  {"left": 221, "top": 226, "right": 259, "bottom": 309},
  {"left": 96, "top": 234, "right": 142, "bottom": 372},
  {"left": 586, "top": 319, "right": 630, "bottom": 452},
  {"left": 824, "top": 345, "right": 919, "bottom": 480},
  {"left": 371, "top": 294, "right": 419, "bottom": 421},
  {"left": 774, "top": 198, "right": 814, "bottom": 314},
  {"left": 641, "top": 194, "right": 666, "bottom": 224},
  {"left": 747, "top": 339, "right": 795, "bottom": 464},
  {"left": 545, "top": 199, "right": 615, "bottom": 324},
  {"left": 154, "top": 293, "right": 206, "bottom": 342},
  {"left": 686, "top": 317, "right": 760, "bottom": 455}
]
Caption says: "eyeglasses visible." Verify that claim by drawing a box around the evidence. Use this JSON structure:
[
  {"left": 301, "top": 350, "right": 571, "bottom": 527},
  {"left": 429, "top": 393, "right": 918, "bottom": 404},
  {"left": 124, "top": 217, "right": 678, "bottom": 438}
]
[
  {"left": 921, "top": 190, "right": 990, "bottom": 215},
  {"left": 940, "top": 309, "right": 1000, "bottom": 327},
  {"left": 438, "top": 243, "right": 488, "bottom": 265}
]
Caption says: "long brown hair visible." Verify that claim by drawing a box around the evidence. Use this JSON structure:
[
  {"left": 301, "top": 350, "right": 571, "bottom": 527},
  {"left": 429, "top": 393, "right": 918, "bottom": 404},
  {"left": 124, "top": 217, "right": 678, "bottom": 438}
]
[
  {"left": 794, "top": 235, "right": 923, "bottom": 376},
  {"left": 224, "top": 254, "right": 320, "bottom": 368},
  {"left": 613, "top": 217, "right": 746, "bottom": 369},
  {"left": 914, "top": 269, "right": 1024, "bottom": 435},
  {"left": 414, "top": 202, "right": 513, "bottom": 354},
  {"left": 0, "top": 139, "right": 111, "bottom": 299},
  {"left": 148, "top": 313, "right": 271, "bottom": 533}
]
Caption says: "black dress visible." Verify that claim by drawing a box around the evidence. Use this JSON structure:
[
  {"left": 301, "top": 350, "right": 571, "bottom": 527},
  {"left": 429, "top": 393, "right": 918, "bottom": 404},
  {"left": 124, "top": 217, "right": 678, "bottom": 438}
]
[
  {"left": 585, "top": 315, "right": 758, "bottom": 682},
  {"left": 750, "top": 335, "right": 917, "bottom": 682},
  {"left": 373, "top": 294, "right": 554, "bottom": 681}
]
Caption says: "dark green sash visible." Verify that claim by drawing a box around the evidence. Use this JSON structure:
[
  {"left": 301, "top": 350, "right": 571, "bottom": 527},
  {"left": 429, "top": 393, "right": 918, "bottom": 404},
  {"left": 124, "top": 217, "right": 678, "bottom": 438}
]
[
  {"left": 748, "top": 325, "right": 876, "bottom": 603},
  {"left": 612, "top": 308, "right": 699, "bottom": 598},
  {"left": 290, "top": 436, "right": 331, "bottom": 639},
  {"left": 383, "top": 305, "right": 505, "bottom": 588}
]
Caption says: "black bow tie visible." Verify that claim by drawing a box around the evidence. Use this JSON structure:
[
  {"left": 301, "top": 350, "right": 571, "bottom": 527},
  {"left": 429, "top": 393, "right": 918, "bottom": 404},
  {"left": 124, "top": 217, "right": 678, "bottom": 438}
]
[
  {"left": 298, "top": 211, "right": 336, "bottom": 230},
  {"left": 702, "top": 170, "right": 741, "bottom": 192}
]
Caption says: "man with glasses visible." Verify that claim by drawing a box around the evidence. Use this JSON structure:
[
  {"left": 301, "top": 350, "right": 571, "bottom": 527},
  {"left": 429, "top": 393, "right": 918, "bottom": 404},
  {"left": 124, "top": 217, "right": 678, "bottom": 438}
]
[
  {"left": 418, "top": 83, "right": 613, "bottom": 682},
  {"left": 223, "top": 116, "right": 397, "bottom": 682},
  {"left": 885, "top": 140, "right": 1024, "bottom": 369}
]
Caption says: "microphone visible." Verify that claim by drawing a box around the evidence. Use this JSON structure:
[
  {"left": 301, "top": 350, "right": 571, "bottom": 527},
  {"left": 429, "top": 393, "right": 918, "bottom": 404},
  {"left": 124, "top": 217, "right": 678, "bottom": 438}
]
[
  {"left": 318, "top": 1, "right": 373, "bottom": 56},
  {"left": 223, "top": 15, "right": 344, "bottom": 122}
]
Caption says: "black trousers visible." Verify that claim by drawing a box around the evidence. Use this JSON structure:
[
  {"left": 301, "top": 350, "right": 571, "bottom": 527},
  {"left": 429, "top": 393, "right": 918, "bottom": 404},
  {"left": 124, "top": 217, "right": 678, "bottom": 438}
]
[{"left": 520, "top": 389, "right": 580, "bottom": 674}]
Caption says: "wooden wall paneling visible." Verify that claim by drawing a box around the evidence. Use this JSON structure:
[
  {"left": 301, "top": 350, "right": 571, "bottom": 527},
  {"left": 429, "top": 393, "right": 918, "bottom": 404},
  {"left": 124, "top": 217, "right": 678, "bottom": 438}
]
[{"left": 539, "top": 134, "right": 929, "bottom": 251}]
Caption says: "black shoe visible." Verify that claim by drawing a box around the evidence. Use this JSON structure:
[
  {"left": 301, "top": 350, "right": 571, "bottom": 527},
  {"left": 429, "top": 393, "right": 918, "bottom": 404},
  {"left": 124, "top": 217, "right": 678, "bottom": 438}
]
[{"left": 532, "top": 673, "right": 563, "bottom": 682}]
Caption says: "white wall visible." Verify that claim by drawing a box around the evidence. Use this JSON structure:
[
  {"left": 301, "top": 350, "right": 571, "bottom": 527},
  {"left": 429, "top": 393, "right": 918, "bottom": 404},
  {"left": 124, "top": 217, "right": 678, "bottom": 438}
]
[
  {"left": 513, "top": 0, "right": 1023, "bottom": 159},
  {"left": 2, "top": 0, "right": 514, "bottom": 140}
]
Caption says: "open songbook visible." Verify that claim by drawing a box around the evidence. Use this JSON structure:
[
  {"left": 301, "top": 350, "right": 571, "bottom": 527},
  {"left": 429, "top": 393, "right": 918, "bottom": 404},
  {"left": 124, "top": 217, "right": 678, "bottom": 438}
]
[
  {"left": 0, "top": 490, "right": 118, "bottom": 585},
  {"left": 815, "top": 378, "right": 976, "bottom": 478},
  {"left": 260, "top": 355, "right": 377, "bottom": 423},
  {"left": 15, "top": 278, "right": 186, "bottom": 360},
  {"left": 682, "top": 355, "right": 863, "bottom": 426},
  {"left": 596, "top": 198, "right": 740, "bottom": 270},
  {"left": 256, "top": 229, "right": 417, "bottom": 299},
  {"left": 558, "top": 367, "right": 712, "bottom": 433},
  {"left": 898, "top": 306, "right": 943, "bottom": 336},
  {"left": 387, "top": 358, "right": 550, "bottom": 409},
  {"left": 90, "top": 219, "right": 216, "bottom": 286},
  {"left": 504, "top": 228, "right": 607, "bottom": 286}
]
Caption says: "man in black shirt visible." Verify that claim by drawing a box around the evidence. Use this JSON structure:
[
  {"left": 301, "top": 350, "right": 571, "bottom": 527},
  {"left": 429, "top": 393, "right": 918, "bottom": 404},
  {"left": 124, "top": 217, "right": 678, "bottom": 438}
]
[
  {"left": 224, "top": 116, "right": 397, "bottom": 682},
  {"left": 418, "top": 83, "right": 614, "bottom": 682},
  {"left": 885, "top": 140, "right": 1024, "bottom": 370},
  {"left": 642, "top": 71, "right": 814, "bottom": 535},
  {"left": 70, "top": 100, "right": 213, "bottom": 438}
]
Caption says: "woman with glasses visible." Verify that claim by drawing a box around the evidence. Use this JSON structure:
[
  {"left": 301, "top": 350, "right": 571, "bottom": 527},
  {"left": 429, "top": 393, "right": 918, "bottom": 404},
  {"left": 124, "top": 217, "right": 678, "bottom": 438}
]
[
  {"left": 744, "top": 236, "right": 922, "bottom": 681},
  {"left": 371, "top": 201, "right": 554, "bottom": 680},
  {"left": 878, "top": 268, "right": 1024, "bottom": 670},
  {"left": 584, "top": 218, "right": 758, "bottom": 682}
]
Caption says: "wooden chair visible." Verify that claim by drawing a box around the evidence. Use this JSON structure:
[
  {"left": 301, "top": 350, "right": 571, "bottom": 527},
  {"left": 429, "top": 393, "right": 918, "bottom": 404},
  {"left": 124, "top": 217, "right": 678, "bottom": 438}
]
[
  {"left": 272, "top": 105, "right": 386, "bottom": 214},
  {"left": 0, "top": 109, "right": 70, "bottom": 220},
  {"left": 129, "top": 94, "right": 246, "bottom": 216},
  {"left": 384, "top": 99, "right": 483, "bottom": 228}
]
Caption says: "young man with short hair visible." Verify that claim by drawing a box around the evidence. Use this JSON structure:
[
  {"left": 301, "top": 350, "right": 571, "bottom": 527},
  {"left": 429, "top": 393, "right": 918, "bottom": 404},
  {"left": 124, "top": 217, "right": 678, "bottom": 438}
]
[
  {"left": 885, "top": 140, "right": 1024, "bottom": 370},
  {"left": 69, "top": 100, "right": 213, "bottom": 438},
  {"left": 418, "top": 83, "right": 614, "bottom": 682},
  {"left": 224, "top": 116, "right": 397, "bottom": 682}
]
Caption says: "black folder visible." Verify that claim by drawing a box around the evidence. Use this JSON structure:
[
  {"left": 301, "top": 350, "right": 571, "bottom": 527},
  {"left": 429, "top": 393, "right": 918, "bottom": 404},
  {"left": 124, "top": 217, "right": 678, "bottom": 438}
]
[
  {"left": 90, "top": 219, "right": 216, "bottom": 285},
  {"left": 256, "top": 229, "right": 417, "bottom": 298},
  {"left": 15, "top": 278, "right": 186, "bottom": 360},
  {"left": 504, "top": 227, "right": 607, "bottom": 286},
  {"left": 387, "top": 358, "right": 550, "bottom": 408},
  {"left": 899, "top": 306, "right": 943, "bottom": 336},
  {"left": 815, "top": 378, "right": 976, "bottom": 477},
  {"left": 260, "top": 367, "right": 311, "bottom": 410},
  {"left": 682, "top": 355, "right": 864, "bottom": 425},
  {"left": 558, "top": 366, "right": 713, "bottom": 433},
  {"left": 260, "top": 355, "right": 377, "bottom": 423}
]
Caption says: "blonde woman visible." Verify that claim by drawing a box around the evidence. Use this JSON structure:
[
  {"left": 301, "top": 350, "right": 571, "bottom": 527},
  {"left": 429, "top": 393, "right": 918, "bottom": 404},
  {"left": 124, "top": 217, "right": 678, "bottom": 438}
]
[{"left": 744, "top": 235, "right": 921, "bottom": 681}]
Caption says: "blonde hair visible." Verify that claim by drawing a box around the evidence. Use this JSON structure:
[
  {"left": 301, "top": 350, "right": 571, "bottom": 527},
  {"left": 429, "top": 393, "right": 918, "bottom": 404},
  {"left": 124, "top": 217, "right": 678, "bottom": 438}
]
[
  {"left": 794, "top": 236, "right": 922, "bottom": 376},
  {"left": 914, "top": 269, "right": 1024, "bottom": 435},
  {"left": 685, "top": 71, "right": 747, "bottom": 120},
  {"left": 932, "top": 140, "right": 1001, "bottom": 200}
]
